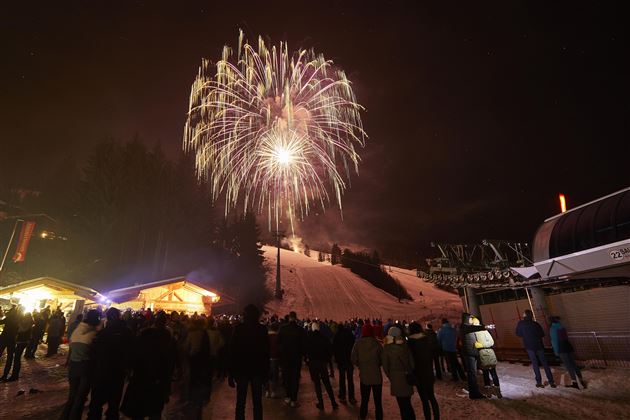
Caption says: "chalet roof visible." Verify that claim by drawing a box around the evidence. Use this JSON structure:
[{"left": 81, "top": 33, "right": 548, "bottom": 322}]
[
  {"left": 0, "top": 277, "right": 104, "bottom": 301},
  {"left": 106, "top": 276, "right": 235, "bottom": 304}
]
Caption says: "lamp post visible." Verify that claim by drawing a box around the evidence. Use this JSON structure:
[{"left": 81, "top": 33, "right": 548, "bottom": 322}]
[
  {"left": 274, "top": 230, "right": 285, "bottom": 299},
  {"left": 0, "top": 218, "right": 22, "bottom": 275}
]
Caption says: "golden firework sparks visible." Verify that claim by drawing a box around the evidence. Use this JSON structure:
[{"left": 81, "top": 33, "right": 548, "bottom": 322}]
[{"left": 183, "top": 30, "right": 367, "bottom": 231}]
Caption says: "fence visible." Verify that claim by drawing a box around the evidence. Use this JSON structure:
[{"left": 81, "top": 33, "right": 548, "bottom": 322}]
[{"left": 568, "top": 331, "right": 630, "bottom": 368}]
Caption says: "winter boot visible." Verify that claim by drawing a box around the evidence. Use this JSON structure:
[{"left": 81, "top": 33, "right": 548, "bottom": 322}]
[
  {"left": 566, "top": 382, "right": 580, "bottom": 389},
  {"left": 494, "top": 386, "right": 503, "bottom": 399}
]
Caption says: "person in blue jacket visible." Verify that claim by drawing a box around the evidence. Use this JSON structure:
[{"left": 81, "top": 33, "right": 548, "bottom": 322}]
[
  {"left": 515, "top": 309, "right": 556, "bottom": 388},
  {"left": 437, "top": 319, "right": 466, "bottom": 381},
  {"left": 549, "top": 316, "right": 584, "bottom": 389}
]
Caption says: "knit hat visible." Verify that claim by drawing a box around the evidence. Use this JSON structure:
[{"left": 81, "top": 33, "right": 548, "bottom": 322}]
[
  {"left": 408, "top": 322, "right": 422, "bottom": 335},
  {"left": 311, "top": 321, "right": 320, "bottom": 332},
  {"left": 388, "top": 326, "right": 402, "bottom": 337},
  {"left": 84, "top": 309, "right": 101, "bottom": 326}
]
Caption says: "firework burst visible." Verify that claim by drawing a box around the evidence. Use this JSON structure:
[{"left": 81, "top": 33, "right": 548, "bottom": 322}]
[{"left": 183, "top": 30, "right": 367, "bottom": 231}]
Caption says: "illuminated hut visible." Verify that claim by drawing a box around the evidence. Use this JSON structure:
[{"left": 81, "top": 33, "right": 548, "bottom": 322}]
[
  {"left": 106, "top": 277, "right": 228, "bottom": 315},
  {"left": 0, "top": 277, "right": 104, "bottom": 313}
]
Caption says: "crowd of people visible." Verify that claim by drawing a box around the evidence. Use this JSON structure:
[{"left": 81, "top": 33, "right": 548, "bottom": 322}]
[{"left": 0, "top": 303, "right": 586, "bottom": 420}]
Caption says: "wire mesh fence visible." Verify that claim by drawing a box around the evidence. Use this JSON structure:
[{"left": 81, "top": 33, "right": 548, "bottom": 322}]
[{"left": 568, "top": 331, "right": 630, "bottom": 368}]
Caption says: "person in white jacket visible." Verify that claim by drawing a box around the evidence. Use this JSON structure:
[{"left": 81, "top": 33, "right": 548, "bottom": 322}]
[{"left": 471, "top": 316, "right": 502, "bottom": 399}]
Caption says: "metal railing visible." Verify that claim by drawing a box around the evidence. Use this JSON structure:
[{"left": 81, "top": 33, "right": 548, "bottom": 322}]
[{"left": 568, "top": 331, "right": 630, "bottom": 368}]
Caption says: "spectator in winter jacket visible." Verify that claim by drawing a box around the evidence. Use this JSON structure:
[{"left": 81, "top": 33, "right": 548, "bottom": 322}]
[
  {"left": 67, "top": 314, "right": 83, "bottom": 344},
  {"left": 352, "top": 323, "right": 384, "bottom": 420},
  {"left": 437, "top": 319, "right": 466, "bottom": 381},
  {"left": 318, "top": 320, "right": 335, "bottom": 378},
  {"left": 183, "top": 318, "right": 212, "bottom": 419},
  {"left": 265, "top": 321, "right": 281, "bottom": 398},
  {"left": 407, "top": 322, "right": 440, "bottom": 420},
  {"left": 46, "top": 311, "right": 65, "bottom": 356},
  {"left": 87, "top": 308, "right": 133, "bottom": 420},
  {"left": 471, "top": 316, "right": 502, "bottom": 399},
  {"left": 206, "top": 317, "right": 224, "bottom": 391},
  {"left": 382, "top": 326, "right": 416, "bottom": 420},
  {"left": 515, "top": 309, "right": 556, "bottom": 388},
  {"left": 0, "top": 305, "right": 20, "bottom": 381},
  {"left": 120, "top": 310, "right": 176, "bottom": 420},
  {"left": 306, "top": 322, "right": 339, "bottom": 410},
  {"left": 26, "top": 310, "right": 45, "bottom": 359},
  {"left": 383, "top": 318, "right": 394, "bottom": 336},
  {"left": 549, "top": 316, "right": 584, "bottom": 389},
  {"left": 460, "top": 312, "right": 489, "bottom": 399},
  {"left": 333, "top": 323, "right": 357, "bottom": 403},
  {"left": 2, "top": 311, "right": 33, "bottom": 381},
  {"left": 424, "top": 324, "right": 442, "bottom": 380},
  {"left": 277, "top": 311, "right": 306, "bottom": 407},
  {"left": 228, "top": 304, "right": 270, "bottom": 420},
  {"left": 372, "top": 319, "right": 384, "bottom": 340},
  {"left": 61, "top": 309, "right": 101, "bottom": 420}
]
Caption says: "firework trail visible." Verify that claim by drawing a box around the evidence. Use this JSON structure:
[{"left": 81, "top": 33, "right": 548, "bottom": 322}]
[{"left": 183, "top": 30, "right": 367, "bottom": 231}]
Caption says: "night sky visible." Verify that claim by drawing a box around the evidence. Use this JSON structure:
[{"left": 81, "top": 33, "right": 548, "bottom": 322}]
[{"left": 2, "top": 1, "right": 628, "bottom": 261}]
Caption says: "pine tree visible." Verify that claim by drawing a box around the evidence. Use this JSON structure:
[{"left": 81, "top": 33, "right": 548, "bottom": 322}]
[
  {"left": 228, "top": 212, "right": 270, "bottom": 307},
  {"left": 331, "top": 243, "right": 342, "bottom": 265}
]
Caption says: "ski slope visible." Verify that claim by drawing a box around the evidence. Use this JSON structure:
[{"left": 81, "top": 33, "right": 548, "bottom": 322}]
[{"left": 263, "top": 246, "right": 463, "bottom": 322}]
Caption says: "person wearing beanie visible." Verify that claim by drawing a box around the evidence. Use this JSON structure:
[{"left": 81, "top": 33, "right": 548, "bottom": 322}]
[
  {"left": 407, "top": 322, "right": 440, "bottom": 419},
  {"left": 120, "top": 311, "right": 176, "bottom": 420},
  {"left": 424, "top": 323, "right": 442, "bottom": 380},
  {"left": 228, "top": 304, "right": 270, "bottom": 420},
  {"left": 352, "top": 321, "right": 383, "bottom": 420},
  {"left": 61, "top": 309, "right": 101, "bottom": 420},
  {"left": 305, "top": 319, "right": 338, "bottom": 410},
  {"left": 516, "top": 310, "right": 556, "bottom": 388},
  {"left": 277, "top": 311, "right": 306, "bottom": 407},
  {"left": 383, "top": 326, "right": 416, "bottom": 420},
  {"left": 1, "top": 310, "right": 33, "bottom": 382},
  {"left": 333, "top": 323, "right": 357, "bottom": 404}
]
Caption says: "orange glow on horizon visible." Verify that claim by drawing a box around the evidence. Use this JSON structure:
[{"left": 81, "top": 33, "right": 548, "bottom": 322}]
[{"left": 559, "top": 194, "right": 567, "bottom": 213}]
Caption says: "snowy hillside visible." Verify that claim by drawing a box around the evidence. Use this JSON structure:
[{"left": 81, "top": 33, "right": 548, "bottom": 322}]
[{"left": 263, "top": 246, "right": 463, "bottom": 322}]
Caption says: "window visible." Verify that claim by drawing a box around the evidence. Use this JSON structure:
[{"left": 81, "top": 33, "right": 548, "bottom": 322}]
[
  {"left": 555, "top": 209, "right": 582, "bottom": 256},
  {"left": 575, "top": 202, "right": 598, "bottom": 251},
  {"left": 615, "top": 192, "right": 630, "bottom": 240},
  {"left": 593, "top": 196, "right": 619, "bottom": 246}
]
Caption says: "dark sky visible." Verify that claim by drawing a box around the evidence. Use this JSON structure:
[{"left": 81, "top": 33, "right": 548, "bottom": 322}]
[{"left": 1, "top": 1, "right": 628, "bottom": 261}]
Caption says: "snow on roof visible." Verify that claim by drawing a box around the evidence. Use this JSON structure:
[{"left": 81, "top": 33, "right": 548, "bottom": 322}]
[
  {"left": 106, "top": 276, "right": 234, "bottom": 303},
  {"left": 0, "top": 277, "right": 104, "bottom": 301}
]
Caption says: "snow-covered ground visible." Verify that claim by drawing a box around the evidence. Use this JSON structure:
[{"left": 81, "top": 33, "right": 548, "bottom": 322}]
[
  {"left": 263, "top": 246, "right": 463, "bottom": 322},
  {"left": 3, "top": 344, "right": 629, "bottom": 420}
]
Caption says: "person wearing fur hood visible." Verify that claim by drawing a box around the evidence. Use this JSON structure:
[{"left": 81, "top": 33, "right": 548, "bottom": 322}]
[{"left": 383, "top": 326, "right": 417, "bottom": 420}]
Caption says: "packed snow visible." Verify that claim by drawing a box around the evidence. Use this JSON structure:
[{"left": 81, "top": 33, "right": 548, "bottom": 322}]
[
  {"left": 263, "top": 246, "right": 463, "bottom": 323},
  {"left": 4, "top": 347, "right": 630, "bottom": 420}
]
